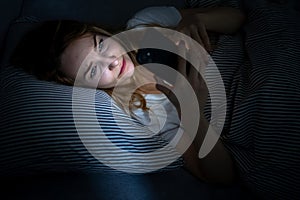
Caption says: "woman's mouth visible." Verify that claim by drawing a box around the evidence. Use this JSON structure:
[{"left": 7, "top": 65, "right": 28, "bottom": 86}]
[{"left": 119, "top": 57, "right": 126, "bottom": 77}]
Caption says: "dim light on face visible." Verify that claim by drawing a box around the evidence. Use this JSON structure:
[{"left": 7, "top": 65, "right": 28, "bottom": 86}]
[{"left": 60, "top": 33, "right": 135, "bottom": 89}]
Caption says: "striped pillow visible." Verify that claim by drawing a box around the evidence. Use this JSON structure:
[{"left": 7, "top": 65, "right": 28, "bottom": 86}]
[{"left": 0, "top": 66, "right": 183, "bottom": 176}]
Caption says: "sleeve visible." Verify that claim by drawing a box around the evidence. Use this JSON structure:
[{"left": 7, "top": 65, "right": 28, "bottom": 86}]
[{"left": 126, "top": 6, "right": 182, "bottom": 29}]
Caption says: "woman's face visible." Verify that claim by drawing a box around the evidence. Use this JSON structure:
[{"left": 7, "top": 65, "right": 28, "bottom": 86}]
[{"left": 60, "top": 33, "right": 135, "bottom": 88}]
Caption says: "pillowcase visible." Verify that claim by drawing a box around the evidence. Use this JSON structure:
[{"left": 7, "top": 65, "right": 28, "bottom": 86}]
[
  {"left": 0, "top": 66, "right": 183, "bottom": 176},
  {"left": 0, "top": 0, "right": 187, "bottom": 177}
]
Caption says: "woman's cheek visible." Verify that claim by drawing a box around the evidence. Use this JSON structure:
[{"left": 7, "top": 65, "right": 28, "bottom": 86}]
[{"left": 97, "top": 73, "right": 116, "bottom": 88}]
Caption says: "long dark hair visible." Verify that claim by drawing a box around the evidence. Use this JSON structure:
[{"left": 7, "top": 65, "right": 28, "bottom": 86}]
[{"left": 11, "top": 20, "right": 148, "bottom": 112}]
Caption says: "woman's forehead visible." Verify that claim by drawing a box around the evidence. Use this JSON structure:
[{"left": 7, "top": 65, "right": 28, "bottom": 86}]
[{"left": 60, "top": 34, "right": 94, "bottom": 77}]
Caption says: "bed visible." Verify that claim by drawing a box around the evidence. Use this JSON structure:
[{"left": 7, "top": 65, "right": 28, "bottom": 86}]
[{"left": 1, "top": 0, "right": 299, "bottom": 199}]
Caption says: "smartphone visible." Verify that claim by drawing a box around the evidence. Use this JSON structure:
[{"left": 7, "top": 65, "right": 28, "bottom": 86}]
[{"left": 135, "top": 28, "right": 178, "bottom": 70}]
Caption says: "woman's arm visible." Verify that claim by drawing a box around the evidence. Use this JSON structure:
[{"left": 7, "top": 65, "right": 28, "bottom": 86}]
[
  {"left": 179, "top": 7, "right": 246, "bottom": 34},
  {"left": 158, "top": 42, "right": 236, "bottom": 184},
  {"left": 178, "top": 113, "right": 236, "bottom": 184},
  {"left": 176, "top": 7, "right": 245, "bottom": 51},
  {"left": 126, "top": 6, "right": 245, "bottom": 51}
]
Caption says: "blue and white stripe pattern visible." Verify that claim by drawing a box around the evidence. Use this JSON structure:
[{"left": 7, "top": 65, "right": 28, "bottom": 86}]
[
  {"left": 1, "top": 1, "right": 300, "bottom": 199},
  {"left": 0, "top": 66, "right": 183, "bottom": 176},
  {"left": 204, "top": 2, "right": 300, "bottom": 199}
]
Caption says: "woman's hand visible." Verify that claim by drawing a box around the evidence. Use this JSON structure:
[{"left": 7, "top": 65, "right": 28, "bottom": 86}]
[
  {"left": 176, "top": 14, "right": 212, "bottom": 52},
  {"left": 177, "top": 41, "right": 209, "bottom": 112},
  {"left": 156, "top": 41, "right": 236, "bottom": 184},
  {"left": 172, "top": 7, "right": 245, "bottom": 52},
  {"left": 156, "top": 40, "right": 209, "bottom": 115}
]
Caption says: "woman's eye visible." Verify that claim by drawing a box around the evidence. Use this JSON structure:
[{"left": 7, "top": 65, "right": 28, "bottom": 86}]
[
  {"left": 90, "top": 66, "right": 97, "bottom": 78},
  {"left": 98, "top": 38, "right": 104, "bottom": 52}
]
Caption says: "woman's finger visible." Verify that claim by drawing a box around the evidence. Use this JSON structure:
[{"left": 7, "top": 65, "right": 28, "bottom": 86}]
[
  {"left": 190, "top": 26, "right": 204, "bottom": 48},
  {"left": 175, "top": 27, "right": 192, "bottom": 49},
  {"left": 177, "top": 41, "right": 187, "bottom": 76},
  {"left": 185, "top": 51, "right": 199, "bottom": 85},
  {"left": 198, "top": 26, "right": 211, "bottom": 52}
]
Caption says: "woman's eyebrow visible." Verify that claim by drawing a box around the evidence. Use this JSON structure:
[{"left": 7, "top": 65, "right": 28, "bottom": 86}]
[{"left": 93, "top": 34, "right": 97, "bottom": 49}]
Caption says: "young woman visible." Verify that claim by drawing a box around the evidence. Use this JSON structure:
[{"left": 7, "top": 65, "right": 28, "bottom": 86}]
[
  {"left": 11, "top": 6, "right": 245, "bottom": 184},
  {"left": 11, "top": 2, "right": 300, "bottom": 198}
]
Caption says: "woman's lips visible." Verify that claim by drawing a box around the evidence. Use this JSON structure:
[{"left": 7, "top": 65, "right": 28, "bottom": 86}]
[{"left": 119, "top": 57, "right": 126, "bottom": 77}]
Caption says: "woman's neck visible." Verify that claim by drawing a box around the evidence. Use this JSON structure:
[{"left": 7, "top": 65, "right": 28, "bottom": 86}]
[{"left": 132, "top": 66, "right": 161, "bottom": 94}]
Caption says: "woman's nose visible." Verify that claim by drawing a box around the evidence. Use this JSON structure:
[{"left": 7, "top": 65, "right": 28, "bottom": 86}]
[
  {"left": 97, "top": 55, "right": 118, "bottom": 70},
  {"left": 108, "top": 58, "right": 120, "bottom": 70}
]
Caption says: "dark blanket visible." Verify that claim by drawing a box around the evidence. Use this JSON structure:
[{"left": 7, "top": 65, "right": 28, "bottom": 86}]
[{"left": 208, "top": 2, "right": 300, "bottom": 199}]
